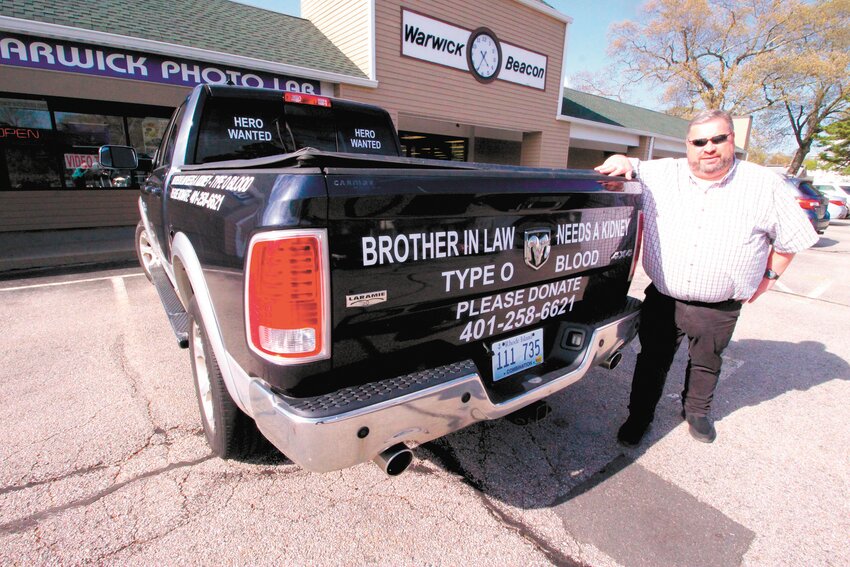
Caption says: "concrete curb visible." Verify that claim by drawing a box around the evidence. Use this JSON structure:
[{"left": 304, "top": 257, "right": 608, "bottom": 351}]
[{"left": 0, "top": 226, "right": 136, "bottom": 274}]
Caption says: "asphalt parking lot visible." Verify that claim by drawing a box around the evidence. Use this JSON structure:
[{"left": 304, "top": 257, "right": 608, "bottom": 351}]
[{"left": 1, "top": 221, "right": 848, "bottom": 566}]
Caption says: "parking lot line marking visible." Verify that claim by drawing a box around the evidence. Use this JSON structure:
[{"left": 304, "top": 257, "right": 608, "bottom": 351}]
[
  {"left": 0, "top": 273, "right": 145, "bottom": 292},
  {"left": 111, "top": 276, "right": 130, "bottom": 306},
  {"left": 774, "top": 280, "right": 792, "bottom": 293},
  {"left": 808, "top": 281, "right": 831, "bottom": 299},
  {"left": 771, "top": 288, "right": 848, "bottom": 307}
]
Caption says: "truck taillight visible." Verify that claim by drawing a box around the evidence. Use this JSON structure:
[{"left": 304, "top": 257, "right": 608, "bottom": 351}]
[
  {"left": 628, "top": 211, "right": 644, "bottom": 282},
  {"left": 245, "top": 230, "right": 330, "bottom": 364},
  {"left": 284, "top": 92, "right": 332, "bottom": 107}
]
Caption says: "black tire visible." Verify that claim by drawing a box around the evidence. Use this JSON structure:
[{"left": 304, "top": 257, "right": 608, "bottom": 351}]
[
  {"left": 187, "top": 297, "right": 267, "bottom": 459},
  {"left": 135, "top": 221, "right": 156, "bottom": 283}
]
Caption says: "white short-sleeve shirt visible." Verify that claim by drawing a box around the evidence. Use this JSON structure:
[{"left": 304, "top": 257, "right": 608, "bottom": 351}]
[{"left": 632, "top": 158, "right": 818, "bottom": 302}]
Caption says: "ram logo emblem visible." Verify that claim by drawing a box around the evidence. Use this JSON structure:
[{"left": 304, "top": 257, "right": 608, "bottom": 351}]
[{"left": 524, "top": 229, "right": 551, "bottom": 270}]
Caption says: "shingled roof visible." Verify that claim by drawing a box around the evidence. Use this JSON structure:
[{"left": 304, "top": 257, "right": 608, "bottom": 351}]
[
  {"left": 561, "top": 87, "right": 689, "bottom": 139},
  {"left": 0, "top": 0, "right": 367, "bottom": 79}
]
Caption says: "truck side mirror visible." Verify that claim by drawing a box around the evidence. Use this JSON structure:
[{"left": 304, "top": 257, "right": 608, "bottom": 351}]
[{"left": 99, "top": 145, "right": 139, "bottom": 170}]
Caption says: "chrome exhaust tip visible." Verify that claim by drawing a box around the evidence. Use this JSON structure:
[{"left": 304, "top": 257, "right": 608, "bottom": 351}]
[
  {"left": 601, "top": 351, "right": 623, "bottom": 370},
  {"left": 372, "top": 443, "right": 414, "bottom": 476}
]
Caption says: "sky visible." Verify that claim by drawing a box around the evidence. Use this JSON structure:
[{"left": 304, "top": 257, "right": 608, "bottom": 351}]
[{"left": 234, "top": 1, "right": 646, "bottom": 100}]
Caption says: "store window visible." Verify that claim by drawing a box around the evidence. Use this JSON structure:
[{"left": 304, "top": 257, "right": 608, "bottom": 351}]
[
  {"left": 0, "top": 94, "right": 172, "bottom": 191},
  {"left": 56, "top": 112, "right": 126, "bottom": 188},
  {"left": 127, "top": 116, "right": 170, "bottom": 160},
  {"left": 398, "top": 131, "right": 467, "bottom": 161},
  {"left": 0, "top": 97, "right": 52, "bottom": 129},
  {"left": 159, "top": 103, "right": 187, "bottom": 168},
  {"left": 55, "top": 112, "right": 125, "bottom": 147},
  {"left": 126, "top": 115, "right": 170, "bottom": 186},
  {"left": 0, "top": 97, "right": 62, "bottom": 189}
]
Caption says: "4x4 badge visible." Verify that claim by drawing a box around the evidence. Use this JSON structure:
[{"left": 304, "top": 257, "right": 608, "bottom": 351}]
[{"left": 524, "top": 229, "right": 551, "bottom": 270}]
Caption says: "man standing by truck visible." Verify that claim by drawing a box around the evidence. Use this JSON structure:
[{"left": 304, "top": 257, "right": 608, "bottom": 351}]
[{"left": 595, "top": 109, "right": 818, "bottom": 446}]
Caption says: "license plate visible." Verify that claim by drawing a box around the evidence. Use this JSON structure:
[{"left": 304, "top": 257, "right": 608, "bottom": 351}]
[{"left": 492, "top": 328, "right": 544, "bottom": 381}]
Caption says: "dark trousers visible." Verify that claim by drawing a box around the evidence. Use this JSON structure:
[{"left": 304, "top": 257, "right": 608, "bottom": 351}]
[{"left": 629, "top": 285, "right": 742, "bottom": 421}]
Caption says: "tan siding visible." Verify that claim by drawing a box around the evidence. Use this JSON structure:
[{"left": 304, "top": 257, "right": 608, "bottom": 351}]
[
  {"left": 338, "top": 0, "right": 571, "bottom": 168},
  {"left": 520, "top": 132, "right": 542, "bottom": 167},
  {"left": 303, "top": 0, "right": 372, "bottom": 77},
  {"left": 0, "top": 67, "right": 189, "bottom": 108},
  {"left": 0, "top": 192, "right": 138, "bottom": 232},
  {"left": 627, "top": 136, "right": 654, "bottom": 160}
]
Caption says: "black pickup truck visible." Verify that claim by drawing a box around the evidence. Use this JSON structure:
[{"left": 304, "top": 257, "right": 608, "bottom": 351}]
[{"left": 103, "top": 84, "right": 643, "bottom": 475}]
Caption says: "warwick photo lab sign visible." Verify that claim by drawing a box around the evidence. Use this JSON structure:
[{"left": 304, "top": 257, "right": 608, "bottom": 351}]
[
  {"left": 401, "top": 10, "right": 548, "bottom": 90},
  {"left": 0, "top": 32, "right": 320, "bottom": 93}
]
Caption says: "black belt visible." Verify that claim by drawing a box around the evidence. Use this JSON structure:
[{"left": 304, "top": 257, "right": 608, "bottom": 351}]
[{"left": 648, "top": 285, "right": 743, "bottom": 311}]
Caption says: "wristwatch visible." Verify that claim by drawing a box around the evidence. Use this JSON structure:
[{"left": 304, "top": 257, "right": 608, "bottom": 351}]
[{"left": 764, "top": 268, "right": 780, "bottom": 280}]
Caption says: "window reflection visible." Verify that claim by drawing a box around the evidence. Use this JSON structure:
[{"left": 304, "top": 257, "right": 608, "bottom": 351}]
[
  {"left": 127, "top": 116, "right": 169, "bottom": 157},
  {"left": 0, "top": 98, "right": 61, "bottom": 188},
  {"left": 0, "top": 97, "right": 52, "bottom": 129},
  {"left": 5, "top": 146, "right": 61, "bottom": 189}
]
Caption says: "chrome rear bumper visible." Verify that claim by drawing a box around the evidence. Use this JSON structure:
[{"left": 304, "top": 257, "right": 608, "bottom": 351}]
[{"left": 248, "top": 301, "right": 640, "bottom": 472}]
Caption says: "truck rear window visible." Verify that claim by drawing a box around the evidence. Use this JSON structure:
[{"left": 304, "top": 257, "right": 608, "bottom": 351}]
[
  {"left": 335, "top": 107, "right": 400, "bottom": 155},
  {"left": 193, "top": 96, "right": 399, "bottom": 164}
]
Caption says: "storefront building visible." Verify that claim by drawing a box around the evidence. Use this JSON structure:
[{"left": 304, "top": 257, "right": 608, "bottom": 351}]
[
  {"left": 561, "top": 88, "right": 689, "bottom": 168},
  {"left": 307, "top": 1, "right": 572, "bottom": 168},
  {"left": 0, "top": 0, "right": 373, "bottom": 232},
  {"left": 0, "top": 0, "right": 695, "bottom": 236}
]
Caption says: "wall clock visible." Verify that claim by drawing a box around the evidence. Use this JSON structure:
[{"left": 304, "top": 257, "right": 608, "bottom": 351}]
[{"left": 467, "top": 28, "right": 501, "bottom": 83}]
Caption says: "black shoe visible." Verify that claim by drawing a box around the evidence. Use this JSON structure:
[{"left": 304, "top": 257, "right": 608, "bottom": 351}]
[
  {"left": 686, "top": 415, "right": 716, "bottom": 443},
  {"left": 617, "top": 416, "right": 652, "bottom": 447}
]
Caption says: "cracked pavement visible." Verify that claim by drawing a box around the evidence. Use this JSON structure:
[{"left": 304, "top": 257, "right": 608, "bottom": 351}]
[{"left": 1, "top": 222, "right": 849, "bottom": 566}]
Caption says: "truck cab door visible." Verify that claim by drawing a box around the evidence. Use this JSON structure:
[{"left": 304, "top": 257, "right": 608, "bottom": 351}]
[{"left": 142, "top": 102, "right": 186, "bottom": 261}]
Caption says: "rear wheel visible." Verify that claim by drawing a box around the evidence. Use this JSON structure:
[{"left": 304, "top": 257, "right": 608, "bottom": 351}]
[
  {"left": 187, "top": 297, "right": 266, "bottom": 458},
  {"left": 135, "top": 221, "right": 157, "bottom": 283}
]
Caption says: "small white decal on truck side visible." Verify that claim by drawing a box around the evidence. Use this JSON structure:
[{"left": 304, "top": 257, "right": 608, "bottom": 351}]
[{"left": 346, "top": 291, "right": 388, "bottom": 308}]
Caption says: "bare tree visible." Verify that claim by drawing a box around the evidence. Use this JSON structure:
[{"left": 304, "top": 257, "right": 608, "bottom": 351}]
[
  {"left": 582, "top": 0, "right": 850, "bottom": 172},
  {"left": 758, "top": 1, "right": 850, "bottom": 173},
  {"left": 605, "top": 0, "right": 822, "bottom": 115}
]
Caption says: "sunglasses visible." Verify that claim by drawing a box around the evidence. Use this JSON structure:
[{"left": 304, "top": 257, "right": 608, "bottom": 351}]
[{"left": 688, "top": 133, "right": 732, "bottom": 147}]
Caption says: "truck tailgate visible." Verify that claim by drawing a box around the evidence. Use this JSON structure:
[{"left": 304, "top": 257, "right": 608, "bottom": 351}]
[{"left": 323, "top": 167, "right": 641, "bottom": 391}]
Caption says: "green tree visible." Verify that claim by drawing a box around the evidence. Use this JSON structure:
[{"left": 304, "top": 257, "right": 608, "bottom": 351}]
[
  {"left": 802, "top": 156, "right": 820, "bottom": 171},
  {"left": 816, "top": 108, "right": 850, "bottom": 174}
]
